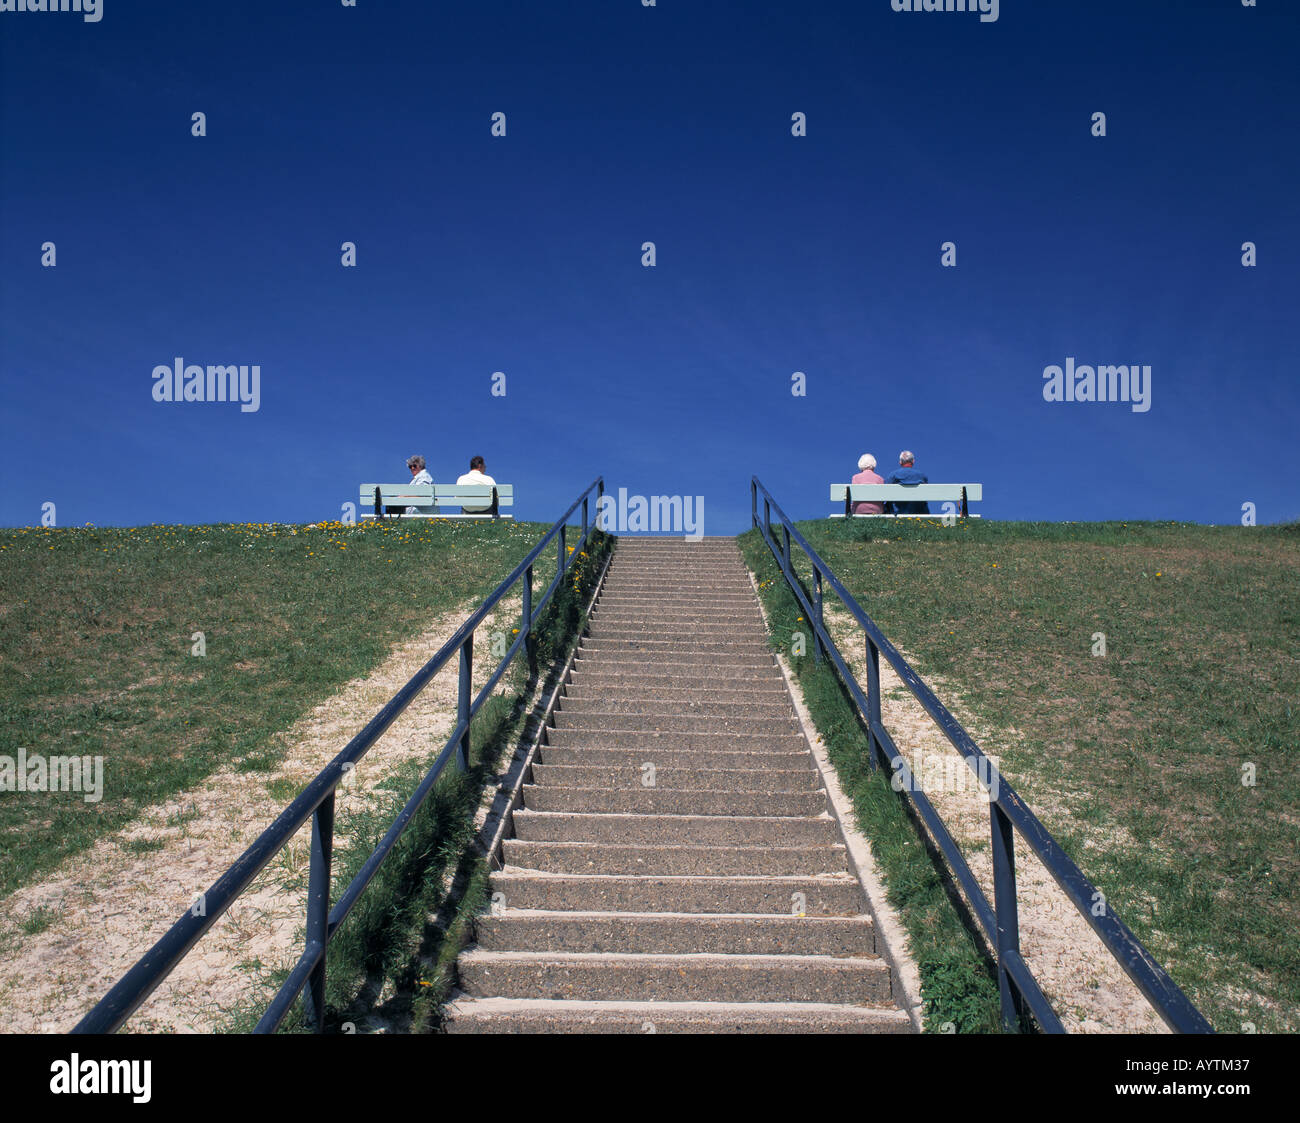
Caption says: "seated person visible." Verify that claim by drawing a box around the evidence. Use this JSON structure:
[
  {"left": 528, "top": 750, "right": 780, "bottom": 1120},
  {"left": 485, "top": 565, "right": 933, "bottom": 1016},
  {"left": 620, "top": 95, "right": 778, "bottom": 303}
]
[
  {"left": 386, "top": 455, "right": 434, "bottom": 517},
  {"left": 456, "top": 456, "right": 497, "bottom": 514},
  {"left": 851, "top": 454, "right": 885, "bottom": 514},
  {"left": 884, "top": 450, "right": 929, "bottom": 514}
]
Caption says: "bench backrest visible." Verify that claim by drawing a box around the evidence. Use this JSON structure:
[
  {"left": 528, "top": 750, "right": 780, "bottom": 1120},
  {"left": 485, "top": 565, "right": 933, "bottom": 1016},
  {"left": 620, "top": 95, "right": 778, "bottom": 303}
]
[
  {"left": 829, "top": 483, "right": 983, "bottom": 503},
  {"left": 359, "top": 483, "right": 515, "bottom": 508}
]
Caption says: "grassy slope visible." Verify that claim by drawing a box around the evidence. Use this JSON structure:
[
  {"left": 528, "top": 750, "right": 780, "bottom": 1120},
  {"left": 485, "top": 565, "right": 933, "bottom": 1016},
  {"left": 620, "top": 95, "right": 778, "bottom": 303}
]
[
  {"left": 227, "top": 532, "right": 614, "bottom": 1034},
  {"left": 0, "top": 519, "right": 557, "bottom": 899},
  {"left": 746, "top": 519, "right": 1299, "bottom": 1033}
]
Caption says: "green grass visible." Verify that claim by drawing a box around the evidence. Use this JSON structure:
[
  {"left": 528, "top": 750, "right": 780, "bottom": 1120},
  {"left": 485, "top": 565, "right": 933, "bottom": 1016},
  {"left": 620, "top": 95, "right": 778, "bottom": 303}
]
[
  {"left": 220, "top": 531, "right": 612, "bottom": 1034},
  {"left": 0, "top": 518, "right": 567, "bottom": 900},
  {"left": 745, "top": 518, "right": 1300, "bottom": 1033},
  {"left": 18, "top": 904, "right": 60, "bottom": 936}
]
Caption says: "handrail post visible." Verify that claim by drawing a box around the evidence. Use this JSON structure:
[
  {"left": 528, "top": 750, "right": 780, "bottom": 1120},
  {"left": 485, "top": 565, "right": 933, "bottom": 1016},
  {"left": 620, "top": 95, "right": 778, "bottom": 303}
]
[
  {"left": 781, "top": 525, "right": 792, "bottom": 583},
  {"left": 751, "top": 480, "right": 757, "bottom": 529},
  {"left": 303, "top": 790, "right": 335, "bottom": 1033},
  {"left": 522, "top": 564, "right": 533, "bottom": 635},
  {"left": 813, "top": 567, "right": 824, "bottom": 665},
  {"left": 557, "top": 524, "right": 567, "bottom": 584},
  {"left": 457, "top": 634, "right": 473, "bottom": 771},
  {"left": 991, "top": 801, "right": 1025, "bottom": 1031},
  {"left": 864, "top": 636, "right": 881, "bottom": 772},
  {"left": 582, "top": 496, "right": 589, "bottom": 539},
  {"left": 763, "top": 498, "right": 771, "bottom": 540}
]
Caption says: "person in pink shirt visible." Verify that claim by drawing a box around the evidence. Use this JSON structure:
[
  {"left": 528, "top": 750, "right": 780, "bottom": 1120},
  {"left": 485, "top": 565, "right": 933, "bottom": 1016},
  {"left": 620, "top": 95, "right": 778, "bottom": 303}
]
[{"left": 851, "top": 454, "right": 885, "bottom": 514}]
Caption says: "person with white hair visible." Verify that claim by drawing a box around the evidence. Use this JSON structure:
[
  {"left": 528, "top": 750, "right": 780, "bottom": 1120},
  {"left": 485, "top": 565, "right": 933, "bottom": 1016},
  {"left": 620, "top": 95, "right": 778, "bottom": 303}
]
[
  {"left": 385, "top": 455, "right": 434, "bottom": 516},
  {"left": 883, "top": 450, "right": 930, "bottom": 514},
  {"left": 851, "top": 453, "right": 885, "bottom": 515}
]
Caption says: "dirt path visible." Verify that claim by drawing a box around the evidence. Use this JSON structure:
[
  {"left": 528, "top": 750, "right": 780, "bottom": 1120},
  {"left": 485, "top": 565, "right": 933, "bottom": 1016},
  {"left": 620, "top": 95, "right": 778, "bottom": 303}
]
[
  {"left": 0, "top": 595, "right": 522, "bottom": 1033},
  {"left": 821, "top": 603, "right": 1168, "bottom": 1034}
]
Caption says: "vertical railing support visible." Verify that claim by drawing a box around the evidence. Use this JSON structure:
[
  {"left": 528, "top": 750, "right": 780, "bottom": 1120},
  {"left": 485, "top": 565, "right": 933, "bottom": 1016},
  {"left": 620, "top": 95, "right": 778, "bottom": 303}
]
[
  {"left": 522, "top": 564, "right": 533, "bottom": 636},
  {"left": 865, "top": 636, "right": 882, "bottom": 772},
  {"left": 557, "top": 524, "right": 567, "bottom": 585},
  {"left": 457, "top": 634, "right": 473, "bottom": 771},
  {"left": 781, "top": 525, "right": 792, "bottom": 583},
  {"left": 522, "top": 563, "right": 535, "bottom": 678},
  {"left": 813, "top": 567, "right": 824, "bottom": 665},
  {"left": 751, "top": 479, "right": 758, "bottom": 529},
  {"left": 582, "top": 496, "right": 589, "bottom": 540},
  {"left": 303, "top": 791, "right": 335, "bottom": 1033},
  {"left": 991, "top": 801, "right": 1025, "bottom": 1032},
  {"left": 763, "top": 498, "right": 771, "bottom": 540}
]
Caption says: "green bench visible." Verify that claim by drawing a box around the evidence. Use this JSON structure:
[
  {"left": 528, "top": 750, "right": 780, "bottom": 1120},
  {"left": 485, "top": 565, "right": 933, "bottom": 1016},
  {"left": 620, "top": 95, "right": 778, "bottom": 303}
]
[
  {"left": 829, "top": 483, "right": 983, "bottom": 519},
  {"left": 359, "top": 483, "right": 515, "bottom": 520}
]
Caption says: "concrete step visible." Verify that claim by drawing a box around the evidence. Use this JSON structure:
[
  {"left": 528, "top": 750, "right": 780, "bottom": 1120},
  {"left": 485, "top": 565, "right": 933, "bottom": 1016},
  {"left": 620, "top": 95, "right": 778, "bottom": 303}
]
[
  {"left": 442, "top": 995, "right": 910, "bottom": 1034},
  {"left": 572, "top": 649, "right": 777, "bottom": 669},
  {"left": 594, "top": 600, "right": 761, "bottom": 612},
  {"left": 550, "top": 712, "right": 799, "bottom": 735},
  {"left": 537, "top": 746, "right": 810, "bottom": 770},
  {"left": 557, "top": 697, "right": 791, "bottom": 719},
  {"left": 599, "top": 587, "right": 756, "bottom": 598},
  {"left": 603, "top": 587, "right": 759, "bottom": 597},
  {"left": 586, "top": 627, "right": 766, "bottom": 645},
  {"left": 589, "top": 613, "right": 764, "bottom": 629},
  {"left": 456, "top": 950, "right": 892, "bottom": 1004},
  {"left": 545, "top": 728, "right": 807, "bottom": 752},
  {"left": 472, "top": 911, "right": 877, "bottom": 957},
  {"left": 562, "top": 684, "right": 791, "bottom": 705},
  {"left": 596, "top": 596, "right": 759, "bottom": 610},
  {"left": 521, "top": 785, "right": 829, "bottom": 817},
  {"left": 500, "top": 840, "right": 846, "bottom": 876},
  {"left": 510, "top": 811, "right": 841, "bottom": 846},
  {"left": 580, "top": 638, "right": 772, "bottom": 655},
  {"left": 488, "top": 872, "right": 865, "bottom": 915},
  {"left": 528, "top": 763, "right": 821, "bottom": 792},
  {"left": 567, "top": 670, "right": 788, "bottom": 693},
  {"left": 588, "top": 622, "right": 765, "bottom": 637},
  {"left": 613, "top": 541, "right": 739, "bottom": 549},
  {"left": 604, "top": 571, "right": 752, "bottom": 582}
]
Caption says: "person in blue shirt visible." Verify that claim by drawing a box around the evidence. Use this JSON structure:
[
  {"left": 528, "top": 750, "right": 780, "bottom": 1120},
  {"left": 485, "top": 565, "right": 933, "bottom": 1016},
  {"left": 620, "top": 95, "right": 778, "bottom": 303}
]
[{"left": 884, "top": 450, "right": 929, "bottom": 514}]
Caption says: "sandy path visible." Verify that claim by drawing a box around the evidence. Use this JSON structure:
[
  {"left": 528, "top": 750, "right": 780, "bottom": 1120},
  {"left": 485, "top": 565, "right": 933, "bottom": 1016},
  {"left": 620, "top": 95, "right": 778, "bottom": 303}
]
[
  {"left": 819, "top": 603, "right": 1168, "bottom": 1034},
  {"left": 0, "top": 594, "right": 522, "bottom": 1033}
]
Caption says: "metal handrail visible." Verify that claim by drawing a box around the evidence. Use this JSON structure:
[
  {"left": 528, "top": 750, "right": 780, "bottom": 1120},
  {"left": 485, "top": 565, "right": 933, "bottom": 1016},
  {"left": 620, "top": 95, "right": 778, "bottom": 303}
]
[
  {"left": 74, "top": 478, "right": 605, "bottom": 1034},
  {"left": 750, "top": 477, "right": 1212, "bottom": 1034}
]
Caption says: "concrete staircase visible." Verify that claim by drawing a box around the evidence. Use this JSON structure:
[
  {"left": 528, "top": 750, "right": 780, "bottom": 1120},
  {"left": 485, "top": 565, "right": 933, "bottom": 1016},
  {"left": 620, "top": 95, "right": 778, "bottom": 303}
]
[{"left": 443, "top": 537, "right": 912, "bottom": 1033}]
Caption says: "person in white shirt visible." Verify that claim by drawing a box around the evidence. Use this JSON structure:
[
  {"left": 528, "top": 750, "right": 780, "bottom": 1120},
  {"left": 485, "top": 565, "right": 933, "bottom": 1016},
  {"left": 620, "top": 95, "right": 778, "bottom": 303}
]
[
  {"left": 399, "top": 455, "right": 434, "bottom": 515},
  {"left": 456, "top": 456, "right": 497, "bottom": 514}
]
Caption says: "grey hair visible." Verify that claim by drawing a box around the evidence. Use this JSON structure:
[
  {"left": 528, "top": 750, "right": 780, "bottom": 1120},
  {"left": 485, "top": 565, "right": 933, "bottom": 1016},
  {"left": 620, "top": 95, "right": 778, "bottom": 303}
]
[
  {"left": 899, "top": 450, "right": 914, "bottom": 464},
  {"left": 407, "top": 455, "right": 426, "bottom": 471},
  {"left": 858, "top": 453, "right": 877, "bottom": 472}
]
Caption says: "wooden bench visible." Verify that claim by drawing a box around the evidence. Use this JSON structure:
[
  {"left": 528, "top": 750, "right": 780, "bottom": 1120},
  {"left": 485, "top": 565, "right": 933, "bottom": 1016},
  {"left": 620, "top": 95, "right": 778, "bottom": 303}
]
[
  {"left": 358, "top": 483, "right": 515, "bottom": 519},
  {"left": 829, "top": 483, "right": 983, "bottom": 519}
]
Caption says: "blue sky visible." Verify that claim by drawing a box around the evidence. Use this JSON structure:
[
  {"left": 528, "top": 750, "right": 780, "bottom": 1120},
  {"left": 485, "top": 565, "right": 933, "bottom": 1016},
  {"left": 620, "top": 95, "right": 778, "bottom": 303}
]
[{"left": 2, "top": 0, "right": 1297, "bottom": 532}]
